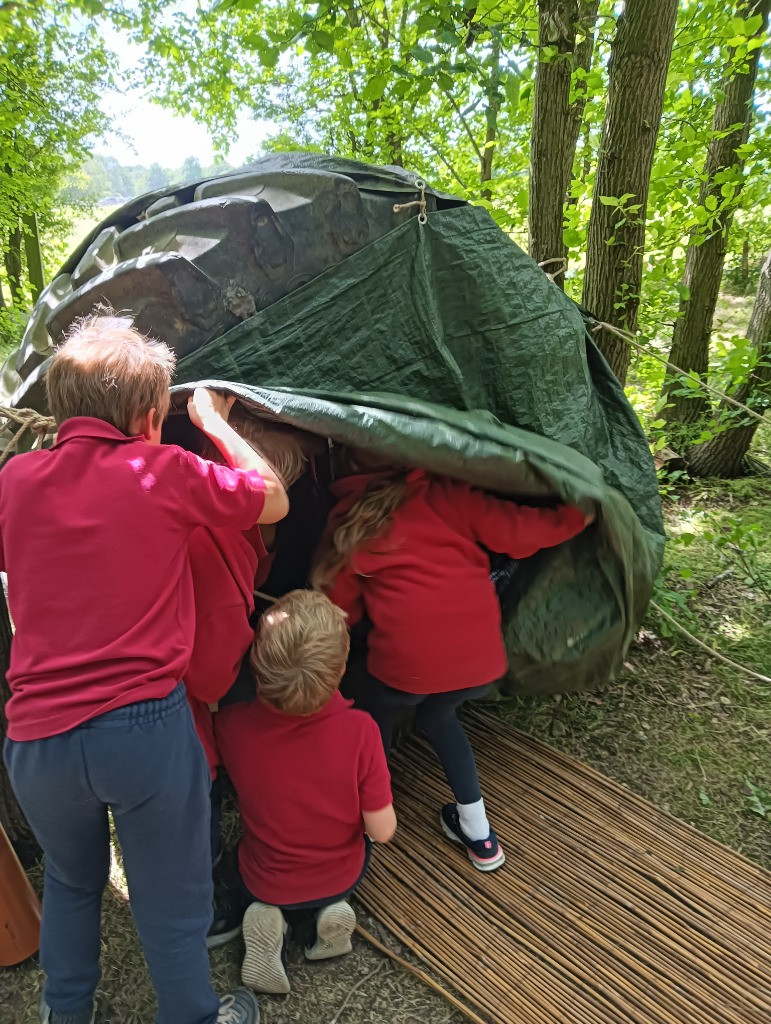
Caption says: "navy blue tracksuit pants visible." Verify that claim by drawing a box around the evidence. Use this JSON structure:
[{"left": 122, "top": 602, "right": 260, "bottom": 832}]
[{"left": 4, "top": 683, "right": 220, "bottom": 1024}]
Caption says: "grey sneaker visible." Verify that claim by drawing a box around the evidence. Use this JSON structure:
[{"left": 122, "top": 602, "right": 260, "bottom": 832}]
[
  {"left": 241, "top": 902, "right": 290, "bottom": 994},
  {"left": 40, "top": 1001, "right": 95, "bottom": 1024},
  {"left": 304, "top": 900, "right": 356, "bottom": 961},
  {"left": 217, "top": 988, "right": 260, "bottom": 1024}
]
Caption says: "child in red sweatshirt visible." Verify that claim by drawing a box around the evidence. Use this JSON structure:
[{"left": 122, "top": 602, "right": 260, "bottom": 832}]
[
  {"left": 312, "top": 450, "right": 593, "bottom": 872},
  {"left": 183, "top": 415, "right": 311, "bottom": 945}
]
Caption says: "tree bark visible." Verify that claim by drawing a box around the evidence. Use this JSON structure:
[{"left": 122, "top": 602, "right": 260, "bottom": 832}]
[
  {"left": 0, "top": 580, "right": 40, "bottom": 866},
  {"left": 663, "top": 0, "right": 770, "bottom": 424},
  {"left": 22, "top": 212, "right": 45, "bottom": 302},
  {"left": 687, "top": 250, "right": 771, "bottom": 477},
  {"left": 581, "top": 0, "right": 678, "bottom": 382},
  {"left": 529, "top": 0, "right": 599, "bottom": 284},
  {"left": 4, "top": 222, "right": 23, "bottom": 304}
]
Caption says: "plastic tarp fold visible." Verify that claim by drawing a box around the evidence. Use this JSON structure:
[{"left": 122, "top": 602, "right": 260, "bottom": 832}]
[{"left": 172, "top": 205, "right": 664, "bottom": 694}]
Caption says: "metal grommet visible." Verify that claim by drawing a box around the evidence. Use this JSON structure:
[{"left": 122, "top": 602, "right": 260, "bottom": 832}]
[{"left": 418, "top": 212, "right": 428, "bottom": 225}]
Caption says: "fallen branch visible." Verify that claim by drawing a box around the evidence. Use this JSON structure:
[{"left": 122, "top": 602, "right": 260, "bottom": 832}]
[
  {"left": 355, "top": 923, "right": 491, "bottom": 1024},
  {"left": 328, "top": 958, "right": 385, "bottom": 1024}
]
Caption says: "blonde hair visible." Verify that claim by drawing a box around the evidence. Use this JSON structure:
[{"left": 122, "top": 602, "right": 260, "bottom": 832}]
[
  {"left": 310, "top": 471, "right": 409, "bottom": 590},
  {"left": 201, "top": 412, "right": 309, "bottom": 488},
  {"left": 251, "top": 589, "right": 350, "bottom": 716},
  {"left": 46, "top": 311, "right": 175, "bottom": 433}
]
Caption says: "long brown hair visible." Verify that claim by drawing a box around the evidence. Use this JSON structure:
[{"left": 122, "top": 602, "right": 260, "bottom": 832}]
[
  {"left": 311, "top": 471, "right": 410, "bottom": 590},
  {"left": 200, "top": 411, "right": 310, "bottom": 488}
]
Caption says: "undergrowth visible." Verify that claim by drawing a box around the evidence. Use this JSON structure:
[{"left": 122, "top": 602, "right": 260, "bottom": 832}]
[{"left": 495, "top": 477, "right": 771, "bottom": 867}]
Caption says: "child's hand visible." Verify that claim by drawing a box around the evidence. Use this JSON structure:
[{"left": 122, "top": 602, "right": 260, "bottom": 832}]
[
  {"left": 187, "top": 388, "right": 235, "bottom": 433},
  {"left": 584, "top": 510, "right": 596, "bottom": 526}
]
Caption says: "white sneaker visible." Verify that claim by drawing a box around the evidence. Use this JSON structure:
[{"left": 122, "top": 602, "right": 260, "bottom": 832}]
[
  {"left": 304, "top": 900, "right": 356, "bottom": 961},
  {"left": 241, "top": 902, "right": 290, "bottom": 994}
]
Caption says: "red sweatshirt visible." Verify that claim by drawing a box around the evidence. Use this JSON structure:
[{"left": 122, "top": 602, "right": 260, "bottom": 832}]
[
  {"left": 326, "top": 470, "right": 586, "bottom": 694},
  {"left": 185, "top": 524, "right": 268, "bottom": 776}
]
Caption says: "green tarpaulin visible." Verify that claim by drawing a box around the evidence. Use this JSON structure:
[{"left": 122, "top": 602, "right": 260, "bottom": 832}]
[{"left": 172, "top": 204, "right": 664, "bottom": 695}]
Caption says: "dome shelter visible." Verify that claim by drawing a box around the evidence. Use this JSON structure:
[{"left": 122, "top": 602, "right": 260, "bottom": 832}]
[{"left": 2, "top": 153, "right": 665, "bottom": 696}]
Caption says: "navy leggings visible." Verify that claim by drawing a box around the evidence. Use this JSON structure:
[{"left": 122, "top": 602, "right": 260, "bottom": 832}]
[
  {"left": 4, "top": 684, "right": 220, "bottom": 1024},
  {"left": 355, "top": 676, "right": 493, "bottom": 805}
]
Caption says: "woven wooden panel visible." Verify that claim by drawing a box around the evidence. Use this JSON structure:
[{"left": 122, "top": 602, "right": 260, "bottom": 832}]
[{"left": 358, "top": 710, "right": 771, "bottom": 1024}]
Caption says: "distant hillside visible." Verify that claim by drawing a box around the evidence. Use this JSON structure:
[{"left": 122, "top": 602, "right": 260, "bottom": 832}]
[{"left": 61, "top": 154, "right": 245, "bottom": 206}]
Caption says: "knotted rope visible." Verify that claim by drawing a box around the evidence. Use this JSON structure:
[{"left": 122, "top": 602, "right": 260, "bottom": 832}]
[
  {"left": 393, "top": 180, "right": 428, "bottom": 225},
  {"left": 0, "top": 406, "right": 57, "bottom": 466}
]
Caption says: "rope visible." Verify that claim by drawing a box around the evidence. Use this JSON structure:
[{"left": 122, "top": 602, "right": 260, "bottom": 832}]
[
  {"left": 590, "top": 321, "right": 766, "bottom": 425},
  {"left": 393, "top": 180, "right": 428, "bottom": 224},
  {"left": 538, "top": 257, "right": 568, "bottom": 283},
  {"left": 0, "top": 406, "right": 57, "bottom": 466},
  {"left": 650, "top": 600, "right": 771, "bottom": 683}
]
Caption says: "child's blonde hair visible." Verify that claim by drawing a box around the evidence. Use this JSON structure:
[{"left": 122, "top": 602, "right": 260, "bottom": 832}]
[
  {"left": 251, "top": 589, "right": 350, "bottom": 716},
  {"left": 201, "top": 412, "right": 309, "bottom": 489},
  {"left": 46, "top": 312, "right": 175, "bottom": 433},
  {"left": 310, "top": 469, "right": 410, "bottom": 590}
]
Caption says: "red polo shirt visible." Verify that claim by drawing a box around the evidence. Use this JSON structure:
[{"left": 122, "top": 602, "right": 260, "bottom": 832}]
[
  {"left": 0, "top": 417, "right": 266, "bottom": 741},
  {"left": 185, "top": 524, "right": 268, "bottom": 776},
  {"left": 326, "top": 470, "right": 587, "bottom": 693},
  {"left": 217, "top": 691, "right": 392, "bottom": 906}
]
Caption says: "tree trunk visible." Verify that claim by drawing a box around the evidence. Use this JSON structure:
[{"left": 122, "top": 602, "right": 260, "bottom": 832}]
[
  {"left": 663, "top": 0, "right": 770, "bottom": 424},
  {"left": 687, "top": 250, "right": 771, "bottom": 477},
  {"left": 480, "top": 31, "right": 502, "bottom": 201},
  {"left": 4, "top": 222, "right": 23, "bottom": 304},
  {"left": 0, "top": 581, "right": 41, "bottom": 867},
  {"left": 22, "top": 212, "right": 45, "bottom": 302},
  {"left": 581, "top": 0, "right": 678, "bottom": 382},
  {"left": 742, "top": 239, "right": 750, "bottom": 287},
  {"left": 529, "top": 0, "right": 599, "bottom": 285}
]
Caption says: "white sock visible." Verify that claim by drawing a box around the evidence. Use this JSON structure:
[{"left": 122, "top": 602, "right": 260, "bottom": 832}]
[{"left": 456, "top": 798, "right": 490, "bottom": 841}]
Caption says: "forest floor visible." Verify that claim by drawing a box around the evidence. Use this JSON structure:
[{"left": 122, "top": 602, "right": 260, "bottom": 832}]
[{"left": 2, "top": 476, "right": 769, "bottom": 1024}]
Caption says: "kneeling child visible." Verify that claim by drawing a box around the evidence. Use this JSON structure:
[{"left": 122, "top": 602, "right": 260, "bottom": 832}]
[{"left": 216, "top": 589, "right": 396, "bottom": 994}]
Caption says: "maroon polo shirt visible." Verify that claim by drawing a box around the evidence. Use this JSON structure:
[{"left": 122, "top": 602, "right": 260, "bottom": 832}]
[
  {"left": 217, "top": 691, "right": 392, "bottom": 906},
  {"left": 0, "top": 417, "right": 266, "bottom": 741}
]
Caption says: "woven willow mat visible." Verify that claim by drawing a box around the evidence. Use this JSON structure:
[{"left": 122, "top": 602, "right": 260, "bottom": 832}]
[{"left": 357, "top": 710, "right": 771, "bottom": 1024}]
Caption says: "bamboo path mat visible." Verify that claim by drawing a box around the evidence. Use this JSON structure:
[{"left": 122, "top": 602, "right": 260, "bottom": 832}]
[{"left": 357, "top": 710, "right": 771, "bottom": 1024}]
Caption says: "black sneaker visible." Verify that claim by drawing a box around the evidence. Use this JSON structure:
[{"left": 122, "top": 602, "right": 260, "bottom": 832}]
[
  {"left": 217, "top": 989, "right": 260, "bottom": 1024},
  {"left": 440, "top": 803, "right": 506, "bottom": 872},
  {"left": 206, "top": 881, "right": 243, "bottom": 949}
]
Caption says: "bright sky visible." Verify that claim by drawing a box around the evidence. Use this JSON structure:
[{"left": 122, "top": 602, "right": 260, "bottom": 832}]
[{"left": 93, "top": 27, "right": 272, "bottom": 168}]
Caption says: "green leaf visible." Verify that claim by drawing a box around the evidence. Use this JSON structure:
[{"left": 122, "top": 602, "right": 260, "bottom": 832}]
[
  {"left": 361, "top": 74, "right": 388, "bottom": 102},
  {"left": 599, "top": 195, "right": 619, "bottom": 206},
  {"left": 503, "top": 74, "right": 520, "bottom": 108},
  {"left": 563, "top": 227, "right": 583, "bottom": 247}
]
